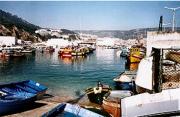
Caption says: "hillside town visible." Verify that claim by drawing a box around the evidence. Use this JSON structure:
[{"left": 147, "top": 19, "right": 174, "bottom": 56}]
[{"left": 0, "top": 2, "right": 180, "bottom": 117}]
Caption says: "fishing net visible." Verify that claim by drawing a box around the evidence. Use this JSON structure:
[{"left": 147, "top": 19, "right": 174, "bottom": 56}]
[{"left": 161, "top": 49, "right": 180, "bottom": 90}]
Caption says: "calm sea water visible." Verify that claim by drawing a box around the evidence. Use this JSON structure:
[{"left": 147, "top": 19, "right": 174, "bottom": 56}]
[{"left": 0, "top": 48, "right": 126, "bottom": 98}]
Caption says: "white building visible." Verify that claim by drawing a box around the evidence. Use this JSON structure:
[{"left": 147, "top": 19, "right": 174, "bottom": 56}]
[
  {"left": 79, "top": 33, "right": 97, "bottom": 41},
  {"left": 146, "top": 32, "right": 180, "bottom": 56},
  {"left": 0, "top": 36, "right": 16, "bottom": 46},
  {"left": 96, "top": 37, "right": 119, "bottom": 46},
  {"left": 46, "top": 38, "right": 70, "bottom": 48}
]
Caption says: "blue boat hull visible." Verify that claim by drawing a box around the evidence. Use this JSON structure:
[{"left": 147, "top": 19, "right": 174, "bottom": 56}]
[
  {"left": 0, "top": 80, "right": 47, "bottom": 115},
  {"left": 42, "top": 103, "right": 104, "bottom": 117},
  {"left": 115, "top": 82, "right": 133, "bottom": 90},
  {"left": 0, "top": 92, "right": 36, "bottom": 115},
  {"left": 0, "top": 80, "right": 47, "bottom": 99}
]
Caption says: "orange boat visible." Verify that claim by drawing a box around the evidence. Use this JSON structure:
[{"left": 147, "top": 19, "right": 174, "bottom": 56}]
[{"left": 102, "top": 90, "right": 132, "bottom": 117}]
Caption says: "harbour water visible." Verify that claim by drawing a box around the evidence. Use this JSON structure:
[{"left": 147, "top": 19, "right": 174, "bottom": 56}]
[{"left": 0, "top": 47, "right": 126, "bottom": 99}]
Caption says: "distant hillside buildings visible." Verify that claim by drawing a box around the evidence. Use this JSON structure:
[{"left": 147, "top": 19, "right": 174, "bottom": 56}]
[{"left": 0, "top": 36, "right": 16, "bottom": 46}]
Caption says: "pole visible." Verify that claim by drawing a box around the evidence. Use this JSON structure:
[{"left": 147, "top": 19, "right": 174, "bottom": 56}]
[
  {"left": 172, "top": 10, "right": 175, "bottom": 32},
  {"left": 164, "top": 7, "right": 180, "bottom": 32}
]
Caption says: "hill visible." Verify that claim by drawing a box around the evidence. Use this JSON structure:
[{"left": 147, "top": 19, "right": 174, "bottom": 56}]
[
  {"left": 74, "top": 27, "right": 180, "bottom": 39},
  {"left": 0, "top": 9, "right": 40, "bottom": 34},
  {"left": 0, "top": 9, "right": 77, "bottom": 42}
]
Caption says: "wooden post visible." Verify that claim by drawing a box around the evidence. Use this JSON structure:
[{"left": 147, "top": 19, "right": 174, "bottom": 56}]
[{"left": 152, "top": 48, "right": 162, "bottom": 93}]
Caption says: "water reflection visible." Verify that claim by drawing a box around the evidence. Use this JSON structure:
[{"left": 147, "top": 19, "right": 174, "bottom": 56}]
[
  {"left": 59, "top": 56, "right": 87, "bottom": 65},
  {"left": 96, "top": 47, "right": 118, "bottom": 64},
  {"left": 125, "top": 62, "right": 139, "bottom": 71}
]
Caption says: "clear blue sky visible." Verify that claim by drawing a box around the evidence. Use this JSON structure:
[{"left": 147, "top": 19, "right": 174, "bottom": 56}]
[{"left": 0, "top": 1, "right": 180, "bottom": 30}]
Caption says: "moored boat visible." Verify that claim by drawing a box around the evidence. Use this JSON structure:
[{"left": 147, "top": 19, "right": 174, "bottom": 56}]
[
  {"left": 71, "top": 48, "right": 85, "bottom": 56},
  {"left": 0, "top": 80, "right": 47, "bottom": 99},
  {"left": 128, "top": 46, "right": 146, "bottom": 63},
  {"left": 11, "top": 51, "right": 25, "bottom": 58},
  {"left": 0, "top": 80, "right": 46, "bottom": 115},
  {"left": 85, "top": 82, "right": 111, "bottom": 104},
  {"left": 21, "top": 46, "right": 36, "bottom": 54},
  {"left": 113, "top": 70, "right": 136, "bottom": 91},
  {"left": 102, "top": 90, "right": 132, "bottom": 117},
  {"left": 41, "top": 103, "right": 104, "bottom": 117},
  {"left": 0, "top": 91, "right": 36, "bottom": 115},
  {"left": 120, "top": 47, "right": 129, "bottom": 57},
  {"left": 44, "top": 46, "right": 55, "bottom": 53},
  {"left": 121, "top": 88, "right": 180, "bottom": 117},
  {"left": 58, "top": 47, "right": 72, "bottom": 57}
]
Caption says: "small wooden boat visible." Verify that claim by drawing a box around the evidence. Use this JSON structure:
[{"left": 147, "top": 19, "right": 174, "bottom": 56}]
[
  {"left": 0, "top": 80, "right": 47, "bottom": 99},
  {"left": 21, "top": 49, "right": 33, "bottom": 53},
  {"left": 0, "top": 80, "right": 43, "bottom": 115},
  {"left": 0, "top": 52, "right": 10, "bottom": 58},
  {"left": 88, "top": 47, "right": 95, "bottom": 53},
  {"left": 44, "top": 46, "right": 55, "bottom": 53},
  {"left": 21, "top": 46, "right": 36, "bottom": 54},
  {"left": 120, "top": 47, "right": 129, "bottom": 57},
  {"left": 83, "top": 47, "right": 90, "bottom": 54},
  {"left": 113, "top": 71, "right": 136, "bottom": 90},
  {"left": 41, "top": 103, "right": 104, "bottom": 117},
  {"left": 85, "top": 82, "right": 111, "bottom": 104},
  {"left": 102, "top": 90, "right": 132, "bottom": 117},
  {"left": 0, "top": 91, "right": 36, "bottom": 115},
  {"left": 10, "top": 51, "right": 25, "bottom": 58}
]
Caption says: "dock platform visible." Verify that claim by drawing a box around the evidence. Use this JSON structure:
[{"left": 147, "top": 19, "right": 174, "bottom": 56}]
[{"left": 2, "top": 100, "right": 59, "bottom": 117}]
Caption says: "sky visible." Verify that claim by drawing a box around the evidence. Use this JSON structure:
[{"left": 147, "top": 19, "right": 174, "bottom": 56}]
[{"left": 0, "top": 1, "right": 180, "bottom": 30}]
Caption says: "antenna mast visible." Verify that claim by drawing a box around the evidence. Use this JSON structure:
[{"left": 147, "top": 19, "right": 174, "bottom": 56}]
[{"left": 164, "top": 6, "right": 180, "bottom": 32}]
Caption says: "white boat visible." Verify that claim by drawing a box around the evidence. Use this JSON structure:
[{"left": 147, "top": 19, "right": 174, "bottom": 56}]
[
  {"left": 120, "top": 56, "right": 180, "bottom": 117},
  {"left": 21, "top": 49, "right": 33, "bottom": 53},
  {"left": 121, "top": 88, "right": 180, "bottom": 117},
  {"left": 120, "top": 47, "right": 129, "bottom": 57},
  {"left": 113, "top": 71, "right": 136, "bottom": 90}
]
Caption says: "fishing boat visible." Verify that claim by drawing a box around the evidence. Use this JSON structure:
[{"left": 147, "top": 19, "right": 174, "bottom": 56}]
[
  {"left": 0, "top": 80, "right": 47, "bottom": 99},
  {"left": 88, "top": 47, "right": 95, "bottom": 53},
  {"left": 102, "top": 90, "right": 132, "bottom": 117},
  {"left": 128, "top": 46, "right": 146, "bottom": 63},
  {"left": 21, "top": 47, "right": 36, "bottom": 54},
  {"left": 0, "top": 91, "right": 36, "bottom": 115},
  {"left": 0, "top": 51, "right": 9, "bottom": 58},
  {"left": 120, "top": 47, "right": 129, "bottom": 57},
  {"left": 113, "top": 70, "right": 136, "bottom": 91},
  {"left": 44, "top": 46, "right": 55, "bottom": 53},
  {"left": 58, "top": 47, "right": 72, "bottom": 57},
  {"left": 71, "top": 48, "right": 85, "bottom": 56},
  {"left": 21, "top": 49, "right": 33, "bottom": 53},
  {"left": 83, "top": 47, "right": 90, "bottom": 54},
  {"left": 85, "top": 82, "right": 111, "bottom": 104},
  {"left": 41, "top": 103, "right": 104, "bottom": 117},
  {"left": 11, "top": 51, "right": 25, "bottom": 58}
]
